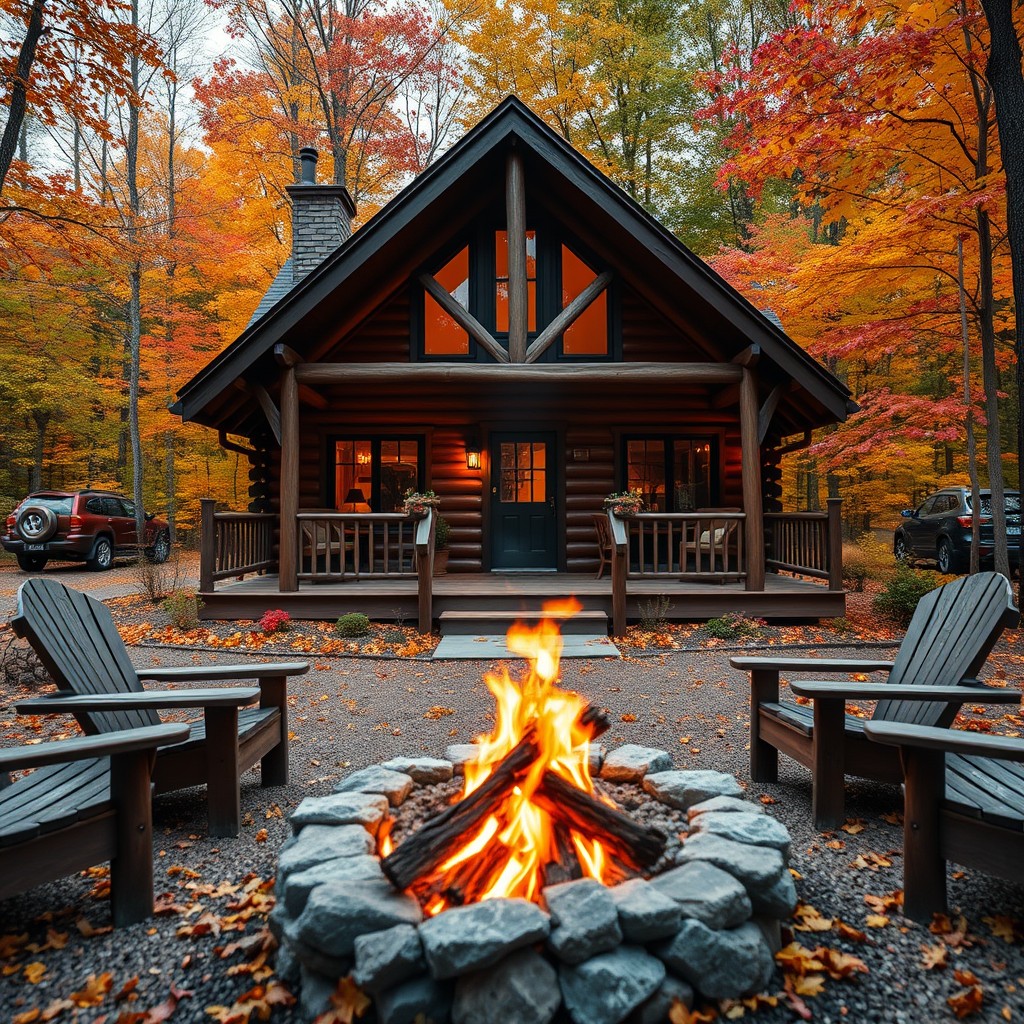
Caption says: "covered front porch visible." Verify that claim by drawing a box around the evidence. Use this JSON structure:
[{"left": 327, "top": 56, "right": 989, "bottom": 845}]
[{"left": 197, "top": 502, "right": 846, "bottom": 632}]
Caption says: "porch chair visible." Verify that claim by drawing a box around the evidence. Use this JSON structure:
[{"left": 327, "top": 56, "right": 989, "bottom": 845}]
[
  {"left": 11, "top": 577, "right": 310, "bottom": 837},
  {"left": 0, "top": 722, "right": 189, "bottom": 926},
  {"left": 864, "top": 719, "right": 1024, "bottom": 922},
  {"left": 731, "top": 571, "right": 1019, "bottom": 827},
  {"left": 592, "top": 513, "right": 613, "bottom": 579},
  {"left": 680, "top": 508, "right": 741, "bottom": 577}
]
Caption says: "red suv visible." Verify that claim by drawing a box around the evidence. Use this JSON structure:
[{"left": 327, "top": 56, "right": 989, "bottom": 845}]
[{"left": 2, "top": 490, "right": 171, "bottom": 572}]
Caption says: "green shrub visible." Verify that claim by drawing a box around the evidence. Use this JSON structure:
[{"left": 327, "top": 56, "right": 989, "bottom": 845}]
[
  {"left": 872, "top": 561, "right": 936, "bottom": 625},
  {"left": 162, "top": 590, "right": 203, "bottom": 630},
  {"left": 335, "top": 612, "right": 371, "bottom": 637},
  {"left": 843, "top": 535, "right": 898, "bottom": 591},
  {"left": 435, "top": 515, "right": 451, "bottom": 551},
  {"left": 703, "top": 612, "right": 767, "bottom": 640}
]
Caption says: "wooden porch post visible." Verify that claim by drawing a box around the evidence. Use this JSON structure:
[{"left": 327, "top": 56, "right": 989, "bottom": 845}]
[
  {"left": 199, "top": 498, "right": 215, "bottom": 593},
  {"left": 506, "top": 148, "right": 528, "bottom": 363},
  {"left": 609, "top": 512, "right": 628, "bottom": 637},
  {"left": 827, "top": 497, "right": 844, "bottom": 591},
  {"left": 279, "top": 367, "right": 299, "bottom": 591},
  {"left": 740, "top": 367, "right": 766, "bottom": 591}
]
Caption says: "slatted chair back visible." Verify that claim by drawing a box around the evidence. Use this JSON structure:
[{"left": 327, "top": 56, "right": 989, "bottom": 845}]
[
  {"left": 874, "top": 571, "right": 1018, "bottom": 727},
  {"left": 12, "top": 578, "right": 158, "bottom": 735}
]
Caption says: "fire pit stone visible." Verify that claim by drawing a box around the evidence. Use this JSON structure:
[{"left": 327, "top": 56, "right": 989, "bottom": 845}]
[
  {"left": 630, "top": 976, "right": 696, "bottom": 1023},
  {"left": 542, "top": 878, "right": 623, "bottom": 964},
  {"left": 641, "top": 768, "right": 744, "bottom": 809},
  {"left": 290, "top": 791, "right": 389, "bottom": 834},
  {"left": 333, "top": 766, "right": 415, "bottom": 806},
  {"left": 379, "top": 756, "right": 454, "bottom": 785},
  {"left": 443, "top": 744, "right": 479, "bottom": 775},
  {"left": 376, "top": 975, "right": 452, "bottom": 1024},
  {"left": 352, "top": 923, "right": 426, "bottom": 994},
  {"left": 418, "top": 897, "right": 551, "bottom": 979},
  {"left": 282, "top": 856, "right": 384, "bottom": 916},
  {"left": 655, "top": 918, "right": 777, "bottom": 1000},
  {"left": 558, "top": 945, "right": 666, "bottom": 1024},
  {"left": 689, "top": 810, "right": 792, "bottom": 852},
  {"left": 597, "top": 744, "right": 673, "bottom": 782},
  {"left": 450, "top": 948, "right": 560, "bottom": 1024},
  {"left": 649, "top": 862, "right": 752, "bottom": 928},
  {"left": 607, "top": 878, "right": 682, "bottom": 942},
  {"left": 687, "top": 794, "right": 766, "bottom": 818},
  {"left": 277, "top": 823, "right": 375, "bottom": 879}
]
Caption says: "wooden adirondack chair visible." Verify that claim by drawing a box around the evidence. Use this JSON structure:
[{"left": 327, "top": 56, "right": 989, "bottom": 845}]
[
  {"left": 0, "top": 723, "right": 188, "bottom": 926},
  {"left": 864, "top": 720, "right": 1024, "bottom": 921},
  {"left": 11, "top": 578, "right": 310, "bottom": 837},
  {"left": 731, "top": 571, "right": 1019, "bottom": 827}
]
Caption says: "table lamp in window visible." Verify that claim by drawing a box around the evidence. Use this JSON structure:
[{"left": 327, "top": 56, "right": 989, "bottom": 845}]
[{"left": 341, "top": 487, "right": 371, "bottom": 513}]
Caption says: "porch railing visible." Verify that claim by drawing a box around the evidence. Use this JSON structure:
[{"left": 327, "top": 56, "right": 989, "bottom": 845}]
[
  {"left": 199, "top": 500, "right": 276, "bottom": 590},
  {"left": 764, "top": 498, "right": 843, "bottom": 590},
  {"left": 621, "top": 512, "right": 746, "bottom": 582}
]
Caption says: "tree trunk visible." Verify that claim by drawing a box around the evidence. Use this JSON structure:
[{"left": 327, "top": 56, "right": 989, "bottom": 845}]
[
  {"left": 979, "top": 0, "right": 1024, "bottom": 602},
  {"left": 30, "top": 410, "right": 50, "bottom": 491},
  {"left": 0, "top": 0, "right": 45, "bottom": 195},
  {"left": 959, "top": 237, "right": 982, "bottom": 574}
]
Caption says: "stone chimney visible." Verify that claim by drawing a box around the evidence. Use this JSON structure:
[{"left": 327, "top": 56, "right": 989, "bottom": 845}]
[{"left": 286, "top": 147, "right": 357, "bottom": 282}]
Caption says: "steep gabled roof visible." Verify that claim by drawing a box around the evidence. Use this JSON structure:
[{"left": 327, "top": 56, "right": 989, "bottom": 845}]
[{"left": 174, "top": 96, "right": 853, "bottom": 431}]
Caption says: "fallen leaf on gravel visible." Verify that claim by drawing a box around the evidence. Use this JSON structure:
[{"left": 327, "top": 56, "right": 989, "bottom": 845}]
[
  {"left": 759, "top": 794, "right": 777, "bottom": 804},
  {"left": 836, "top": 921, "right": 867, "bottom": 943},
  {"left": 0, "top": 932, "right": 28, "bottom": 957},
  {"left": 13, "top": 1011, "right": 41, "bottom": 1024},
  {"left": 255, "top": 829, "right": 268, "bottom": 844},
  {"left": 72, "top": 973, "right": 114, "bottom": 1006},
  {"left": 983, "top": 916, "right": 1021, "bottom": 943},
  {"left": 793, "top": 904, "right": 833, "bottom": 932},
  {"left": 782, "top": 980, "right": 813, "bottom": 1020},
  {"left": 116, "top": 976, "right": 139, "bottom": 1002},
  {"left": 864, "top": 890, "right": 903, "bottom": 914},
  {"left": 841, "top": 820, "right": 865, "bottom": 834},
  {"left": 947, "top": 984, "right": 984, "bottom": 1019},
  {"left": 919, "top": 943, "right": 949, "bottom": 970},
  {"left": 313, "top": 975, "right": 369, "bottom": 1023},
  {"left": 24, "top": 962, "right": 46, "bottom": 983},
  {"left": 865, "top": 914, "right": 890, "bottom": 928},
  {"left": 881, "top": 811, "right": 902, "bottom": 824},
  {"left": 668, "top": 1000, "right": 717, "bottom": 1024},
  {"left": 954, "top": 969, "right": 980, "bottom": 986},
  {"left": 818, "top": 947, "right": 869, "bottom": 979},
  {"left": 849, "top": 851, "right": 892, "bottom": 870},
  {"left": 423, "top": 706, "right": 454, "bottom": 719},
  {"left": 177, "top": 913, "right": 222, "bottom": 939},
  {"left": 621, "top": 713, "right": 637, "bottom": 722},
  {"left": 145, "top": 983, "right": 193, "bottom": 1022}
]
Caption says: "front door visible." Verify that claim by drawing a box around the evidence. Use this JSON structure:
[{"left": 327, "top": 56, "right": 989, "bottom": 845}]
[{"left": 490, "top": 432, "right": 558, "bottom": 570}]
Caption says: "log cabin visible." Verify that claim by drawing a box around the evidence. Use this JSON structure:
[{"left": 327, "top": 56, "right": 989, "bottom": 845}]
[{"left": 172, "top": 97, "right": 856, "bottom": 633}]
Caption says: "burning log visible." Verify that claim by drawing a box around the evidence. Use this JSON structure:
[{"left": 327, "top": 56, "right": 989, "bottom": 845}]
[
  {"left": 533, "top": 771, "right": 666, "bottom": 869},
  {"left": 578, "top": 703, "right": 610, "bottom": 739},
  {"left": 381, "top": 730, "right": 539, "bottom": 891},
  {"left": 541, "top": 826, "right": 584, "bottom": 888}
]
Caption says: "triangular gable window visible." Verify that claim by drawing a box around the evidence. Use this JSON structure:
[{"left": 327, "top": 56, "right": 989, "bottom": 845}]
[{"left": 424, "top": 247, "right": 470, "bottom": 356}]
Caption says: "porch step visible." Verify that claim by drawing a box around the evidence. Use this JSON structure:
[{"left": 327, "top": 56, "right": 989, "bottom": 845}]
[{"left": 438, "top": 609, "right": 609, "bottom": 636}]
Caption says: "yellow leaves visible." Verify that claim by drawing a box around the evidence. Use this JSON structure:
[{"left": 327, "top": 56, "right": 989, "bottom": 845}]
[
  {"left": 423, "top": 706, "right": 455, "bottom": 719},
  {"left": 919, "top": 942, "right": 949, "bottom": 970},
  {"left": 313, "top": 976, "right": 370, "bottom": 1023},
  {"left": 23, "top": 962, "right": 47, "bottom": 984},
  {"left": 947, "top": 984, "right": 985, "bottom": 1019},
  {"left": 793, "top": 904, "right": 833, "bottom": 932},
  {"left": 71, "top": 972, "right": 114, "bottom": 1006},
  {"left": 207, "top": 981, "right": 295, "bottom": 1023},
  {"left": 668, "top": 1000, "right": 717, "bottom": 1024},
  {"left": 864, "top": 890, "right": 903, "bottom": 914},
  {"left": 620, "top": 713, "right": 638, "bottom": 722},
  {"left": 865, "top": 914, "right": 890, "bottom": 928},
  {"left": 983, "top": 915, "right": 1021, "bottom": 943},
  {"left": 848, "top": 851, "right": 892, "bottom": 870},
  {"left": 840, "top": 819, "right": 865, "bottom": 834},
  {"left": 255, "top": 829, "right": 269, "bottom": 844}
]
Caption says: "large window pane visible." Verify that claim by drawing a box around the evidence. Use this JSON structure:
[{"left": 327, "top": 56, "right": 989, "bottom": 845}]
[
  {"left": 673, "top": 441, "right": 711, "bottom": 510},
  {"left": 627, "top": 440, "right": 665, "bottom": 512},
  {"left": 334, "top": 438, "right": 421, "bottom": 511},
  {"left": 380, "top": 440, "right": 420, "bottom": 512},
  {"left": 561, "top": 245, "right": 607, "bottom": 355},
  {"left": 495, "top": 230, "right": 537, "bottom": 334},
  {"left": 425, "top": 247, "right": 469, "bottom": 355},
  {"left": 626, "top": 438, "right": 713, "bottom": 512},
  {"left": 499, "top": 442, "right": 546, "bottom": 503}
]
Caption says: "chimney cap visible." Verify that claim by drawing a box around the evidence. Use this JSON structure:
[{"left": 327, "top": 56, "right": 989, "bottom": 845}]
[{"left": 298, "top": 147, "right": 318, "bottom": 185}]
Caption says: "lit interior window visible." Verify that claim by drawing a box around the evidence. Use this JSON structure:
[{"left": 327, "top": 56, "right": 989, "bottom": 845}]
[
  {"left": 425, "top": 247, "right": 470, "bottom": 355},
  {"left": 495, "top": 231, "right": 537, "bottom": 333},
  {"left": 562, "top": 245, "right": 607, "bottom": 355}
]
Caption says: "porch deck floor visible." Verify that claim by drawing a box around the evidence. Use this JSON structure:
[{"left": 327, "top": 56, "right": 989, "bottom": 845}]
[{"left": 199, "top": 572, "right": 845, "bottom": 623}]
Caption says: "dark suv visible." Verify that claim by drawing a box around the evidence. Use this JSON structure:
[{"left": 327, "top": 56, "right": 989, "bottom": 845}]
[
  {"left": 2, "top": 490, "right": 171, "bottom": 572},
  {"left": 894, "top": 487, "right": 1021, "bottom": 574}
]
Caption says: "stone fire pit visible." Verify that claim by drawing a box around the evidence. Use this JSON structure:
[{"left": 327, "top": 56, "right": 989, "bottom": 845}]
[{"left": 271, "top": 743, "right": 797, "bottom": 1024}]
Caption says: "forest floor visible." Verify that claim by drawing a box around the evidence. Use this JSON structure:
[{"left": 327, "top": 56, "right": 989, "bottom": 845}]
[{"left": 1, "top": 582, "right": 1023, "bottom": 1022}]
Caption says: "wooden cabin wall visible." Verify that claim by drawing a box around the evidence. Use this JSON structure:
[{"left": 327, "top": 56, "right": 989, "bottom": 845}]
[{"left": 255, "top": 280, "right": 753, "bottom": 572}]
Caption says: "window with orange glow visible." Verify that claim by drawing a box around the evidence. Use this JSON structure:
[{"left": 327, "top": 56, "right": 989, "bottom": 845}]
[
  {"left": 495, "top": 230, "right": 537, "bottom": 334},
  {"left": 424, "top": 247, "right": 470, "bottom": 355},
  {"left": 561, "top": 245, "right": 607, "bottom": 355},
  {"left": 499, "top": 442, "right": 546, "bottom": 503}
]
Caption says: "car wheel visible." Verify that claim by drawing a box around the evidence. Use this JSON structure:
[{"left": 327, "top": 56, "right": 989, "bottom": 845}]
[
  {"left": 16, "top": 553, "right": 48, "bottom": 572},
  {"left": 893, "top": 534, "right": 910, "bottom": 562},
  {"left": 936, "top": 538, "right": 964, "bottom": 575},
  {"left": 146, "top": 532, "right": 170, "bottom": 564},
  {"left": 17, "top": 505, "right": 57, "bottom": 543},
  {"left": 87, "top": 536, "right": 114, "bottom": 572}
]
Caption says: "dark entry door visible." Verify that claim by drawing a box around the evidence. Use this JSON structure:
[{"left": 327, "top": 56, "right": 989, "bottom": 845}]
[{"left": 490, "top": 432, "right": 558, "bottom": 570}]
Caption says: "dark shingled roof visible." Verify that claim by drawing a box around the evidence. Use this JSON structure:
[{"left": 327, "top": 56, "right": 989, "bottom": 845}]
[{"left": 246, "top": 259, "right": 294, "bottom": 329}]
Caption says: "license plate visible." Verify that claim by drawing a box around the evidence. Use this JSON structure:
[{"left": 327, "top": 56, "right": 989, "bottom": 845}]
[
  {"left": 25, "top": 543, "right": 44, "bottom": 551},
  {"left": 1008, "top": 527, "right": 1021, "bottom": 536}
]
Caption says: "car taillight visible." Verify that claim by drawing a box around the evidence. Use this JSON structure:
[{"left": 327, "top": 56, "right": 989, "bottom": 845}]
[
  {"left": 70, "top": 515, "right": 82, "bottom": 529},
  {"left": 958, "top": 515, "right": 991, "bottom": 527}
]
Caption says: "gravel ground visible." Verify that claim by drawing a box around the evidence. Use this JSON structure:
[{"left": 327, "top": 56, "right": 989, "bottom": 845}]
[{"left": 2, "top": 639, "right": 1024, "bottom": 1023}]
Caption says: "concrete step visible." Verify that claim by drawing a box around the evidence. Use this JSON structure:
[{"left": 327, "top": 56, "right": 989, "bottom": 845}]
[{"left": 438, "top": 609, "right": 609, "bottom": 636}]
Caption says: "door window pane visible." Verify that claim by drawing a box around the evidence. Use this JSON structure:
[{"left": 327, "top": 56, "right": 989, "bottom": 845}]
[
  {"left": 626, "top": 438, "right": 713, "bottom": 512},
  {"left": 627, "top": 440, "right": 665, "bottom": 512},
  {"left": 425, "top": 247, "right": 470, "bottom": 355},
  {"left": 380, "top": 440, "right": 420, "bottom": 512},
  {"left": 335, "top": 441, "right": 373, "bottom": 510},
  {"left": 561, "top": 245, "right": 607, "bottom": 355},
  {"left": 500, "top": 442, "right": 546, "bottom": 503},
  {"left": 673, "top": 442, "right": 711, "bottom": 511}
]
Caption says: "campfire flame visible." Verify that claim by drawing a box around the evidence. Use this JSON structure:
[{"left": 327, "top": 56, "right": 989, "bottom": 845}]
[{"left": 397, "top": 597, "right": 636, "bottom": 914}]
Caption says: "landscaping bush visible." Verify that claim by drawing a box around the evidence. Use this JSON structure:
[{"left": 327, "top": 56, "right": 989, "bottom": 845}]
[
  {"left": 134, "top": 551, "right": 187, "bottom": 603},
  {"left": 872, "top": 561, "right": 935, "bottom": 625},
  {"left": 260, "top": 609, "right": 291, "bottom": 634},
  {"left": 335, "top": 612, "right": 371, "bottom": 637},
  {"left": 703, "top": 612, "right": 766, "bottom": 641},
  {"left": 843, "top": 535, "right": 898, "bottom": 591},
  {"left": 434, "top": 515, "right": 451, "bottom": 551},
  {"left": 162, "top": 590, "right": 203, "bottom": 630},
  {"left": 638, "top": 596, "right": 671, "bottom": 631}
]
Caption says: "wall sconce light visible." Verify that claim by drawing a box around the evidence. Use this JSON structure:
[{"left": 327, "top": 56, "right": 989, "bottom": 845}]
[{"left": 465, "top": 431, "right": 482, "bottom": 470}]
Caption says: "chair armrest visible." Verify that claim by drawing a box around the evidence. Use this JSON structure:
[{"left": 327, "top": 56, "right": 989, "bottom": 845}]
[
  {"left": 864, "top": 721, "right": 1024, "bottom": 762},
  {"left": 0, "top": 723, "right": 189, "bottom": 772},
  {"left": 789, "top": 681, "right": 1023, "bottom": 703},
  {"left": 730, "top": 656, "right": 895, "bottom": 674},
  {"left": 138, "top": 662, "right": 309, "bottom": 682},
  {"left": 15, "top": 687, "right": 261, "bottom": 714}
]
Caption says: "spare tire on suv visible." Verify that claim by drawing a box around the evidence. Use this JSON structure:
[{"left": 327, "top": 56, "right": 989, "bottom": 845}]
[{"left": 17, "top": 505, "right": 58, "bottom": 543}]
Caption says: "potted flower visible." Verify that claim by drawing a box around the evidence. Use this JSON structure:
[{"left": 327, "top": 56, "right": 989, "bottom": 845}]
[
  {"left": 402, "top": 489, "right": 440, "bottom": 516},
  {"left": 433, "top": 515, "right": 451, "bottom": 576},
  {"left": 603, "top": 489, "right": 645, "bottom": 516}
]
